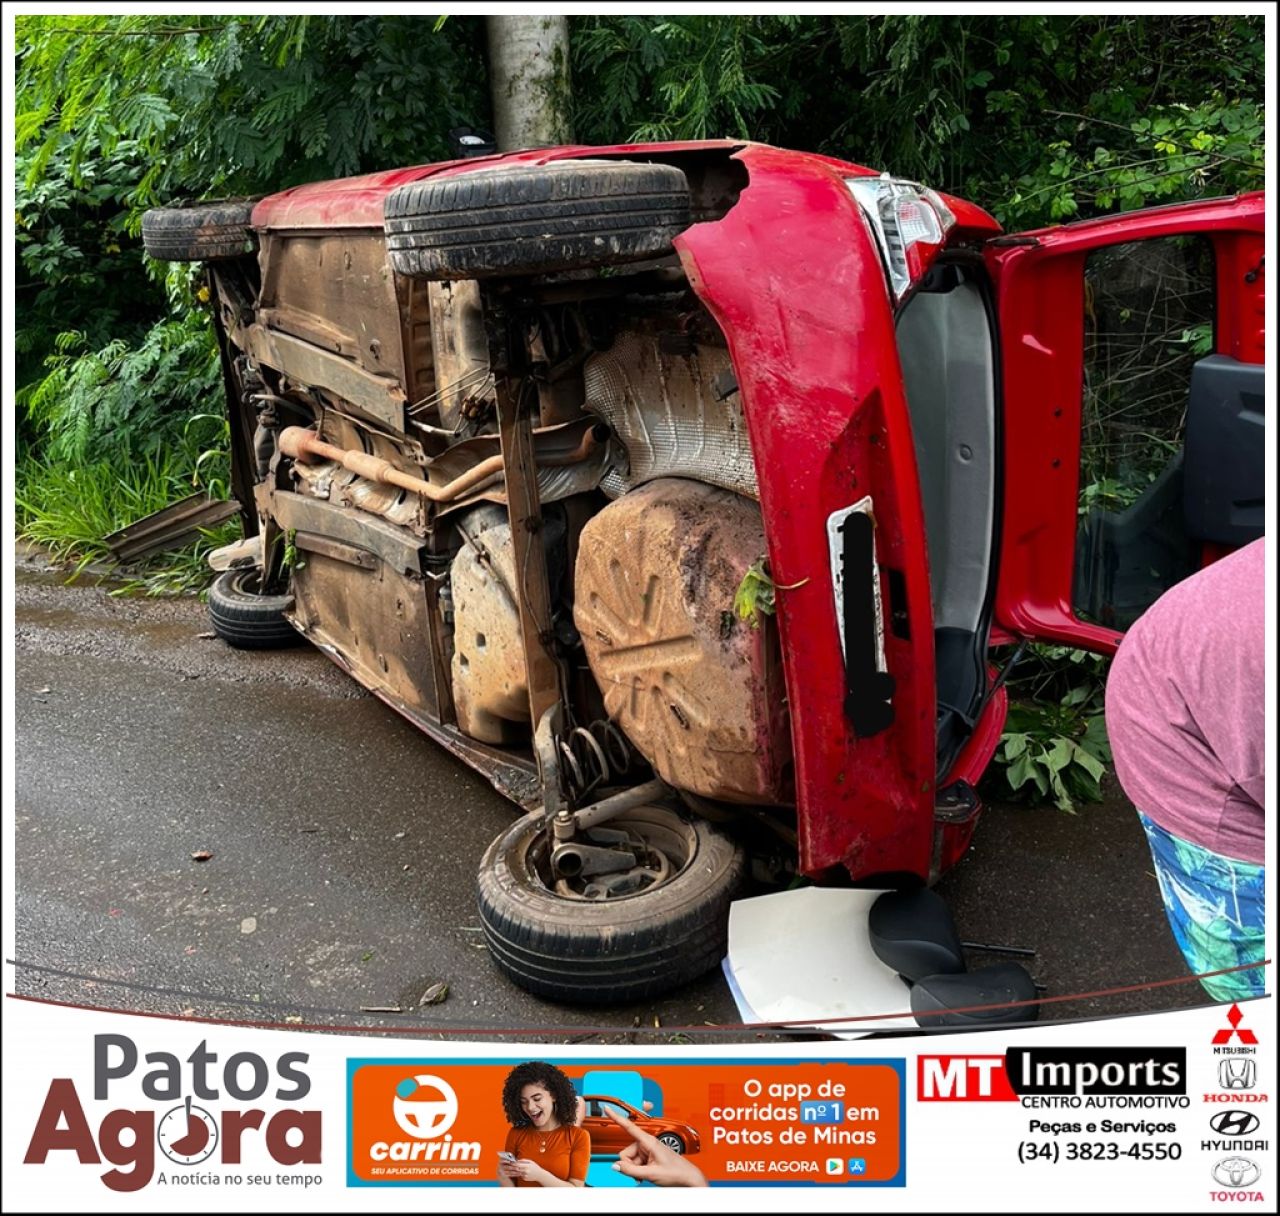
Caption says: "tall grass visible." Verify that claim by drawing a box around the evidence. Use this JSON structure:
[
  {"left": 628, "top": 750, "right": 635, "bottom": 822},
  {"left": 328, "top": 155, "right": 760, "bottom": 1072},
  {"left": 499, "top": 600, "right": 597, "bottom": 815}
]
[{"left": 15, "top": 451, "right": 240, "bottom": 594}]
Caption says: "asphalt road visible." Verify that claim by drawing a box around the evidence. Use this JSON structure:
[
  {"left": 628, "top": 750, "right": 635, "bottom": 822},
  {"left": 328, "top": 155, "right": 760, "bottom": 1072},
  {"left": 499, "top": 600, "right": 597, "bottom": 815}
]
[{"left": 12, "top": 553, "right": 1206, "bottom": 1042}]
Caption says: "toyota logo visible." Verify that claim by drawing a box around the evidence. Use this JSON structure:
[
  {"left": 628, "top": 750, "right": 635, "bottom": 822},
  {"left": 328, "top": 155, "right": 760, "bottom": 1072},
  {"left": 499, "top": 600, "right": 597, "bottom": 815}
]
[
  {"left": 1210, "top": 1111, "right": 1260, "bottom": 1137},
  {"left": 1212, "top": 1157, "right": 1261, "bottom": 1188}
]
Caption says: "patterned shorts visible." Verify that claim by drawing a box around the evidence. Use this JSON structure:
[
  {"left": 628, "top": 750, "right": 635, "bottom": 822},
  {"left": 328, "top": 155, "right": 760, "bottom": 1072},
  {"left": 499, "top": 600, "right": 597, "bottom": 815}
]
[{"left": 1138, "top": 812, "right": 1266, "bottom": 1002}]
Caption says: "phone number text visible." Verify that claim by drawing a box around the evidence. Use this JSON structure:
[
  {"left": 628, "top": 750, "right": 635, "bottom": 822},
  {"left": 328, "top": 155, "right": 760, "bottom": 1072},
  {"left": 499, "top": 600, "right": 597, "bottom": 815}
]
[{"left": 1017, "top": 1141, "right": 1182, "bottom": 1164}]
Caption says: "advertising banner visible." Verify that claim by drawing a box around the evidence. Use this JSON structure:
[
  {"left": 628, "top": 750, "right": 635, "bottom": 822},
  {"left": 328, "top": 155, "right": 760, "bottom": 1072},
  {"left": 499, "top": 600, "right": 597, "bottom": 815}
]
[
  {"left": 348, "top": 1058, "right": 903, "bottom": 1186},
  {"left": 3, "top": 997, "right": 1275, "bottom": 1210}
]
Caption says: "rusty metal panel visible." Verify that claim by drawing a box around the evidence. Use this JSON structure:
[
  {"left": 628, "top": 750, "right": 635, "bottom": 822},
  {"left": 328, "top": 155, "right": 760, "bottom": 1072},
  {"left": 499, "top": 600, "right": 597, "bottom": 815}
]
[
  {"left": 449, "top": 512, "right": 529, "bottom": 745},
  {"left": 583, "top": 327, "right": 756, "bottom": 499},
  {"left": 265, "top": 487, "right": 453, "bottom": 724},
  {"left": 265, "top": 489, "right": 423, "bottom": 577},
  {"left": 244, "top": 324, "right": 406, "bottom": 433},
  {"left": 103, "top": 494, "right": 240, "bottom": 562},
  {"left": 398, "top": 274, "right": 436, "bottom": 410},
  {"left": 257, "top": 231, "right": 405, "bottom": 379},
  {"left": 426, "top": 279, "right": 490, "bottom": 429},
  {"left": 292, "top": 530, "right": 376, "bottom": 569},
  {"left": 574, "top": 477, "right": 792, "bottom": 805},
  {"left": 290, "top": 548, "right": 439, "bottom": 720}
]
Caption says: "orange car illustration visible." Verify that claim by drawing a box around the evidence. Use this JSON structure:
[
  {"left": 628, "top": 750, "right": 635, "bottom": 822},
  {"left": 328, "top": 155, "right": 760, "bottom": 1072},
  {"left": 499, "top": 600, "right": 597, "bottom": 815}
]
[{"left": 580, "top": 1095, "right": 701, "bottom": 1156}]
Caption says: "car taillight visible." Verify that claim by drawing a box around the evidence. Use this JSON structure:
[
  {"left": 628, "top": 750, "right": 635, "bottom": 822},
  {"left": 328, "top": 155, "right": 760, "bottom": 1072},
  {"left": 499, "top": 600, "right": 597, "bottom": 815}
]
[{"left": 847, "top": 174, "right": 957, "bottom": 303}]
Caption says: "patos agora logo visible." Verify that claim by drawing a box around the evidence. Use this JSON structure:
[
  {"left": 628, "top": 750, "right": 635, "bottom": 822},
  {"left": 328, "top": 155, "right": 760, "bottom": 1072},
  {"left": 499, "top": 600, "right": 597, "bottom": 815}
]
[
  {"left": 22, "top": 1034, "right": 321, "bottom": 1192},
  {"left": 371, "top": 1074, "right": 480, "bottom": 1163}
]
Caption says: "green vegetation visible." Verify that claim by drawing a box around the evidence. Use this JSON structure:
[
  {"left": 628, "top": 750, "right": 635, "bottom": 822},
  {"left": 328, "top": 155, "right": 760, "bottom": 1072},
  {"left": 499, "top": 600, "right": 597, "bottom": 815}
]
[
  {"left": 15, "top": 452, "right": 239, "bottom": 594},
  {"left": 16, "top": 15, "right": 1260, "bottom": 565},
  {"left": 986, "top": 645, "right": 1112, "bottom": 813},
  {"left": 15, "top": 13, "right": 489, "bottom": 582},
  {"left": 572, "top": 15, "right": 1263, "bottom": 226}
]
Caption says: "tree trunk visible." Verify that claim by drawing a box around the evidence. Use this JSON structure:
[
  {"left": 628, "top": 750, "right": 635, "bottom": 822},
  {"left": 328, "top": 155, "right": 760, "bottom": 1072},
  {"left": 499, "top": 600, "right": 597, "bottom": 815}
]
[{"left": 485, "top": 15, "right": 572, "bottom": 152}]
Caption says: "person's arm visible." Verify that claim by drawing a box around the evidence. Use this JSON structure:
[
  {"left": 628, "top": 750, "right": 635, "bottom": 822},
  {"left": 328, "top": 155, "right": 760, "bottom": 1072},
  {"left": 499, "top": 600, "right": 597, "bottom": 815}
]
[{"left": 565, "top": 1126, "right": 590, "bottom": 1187}]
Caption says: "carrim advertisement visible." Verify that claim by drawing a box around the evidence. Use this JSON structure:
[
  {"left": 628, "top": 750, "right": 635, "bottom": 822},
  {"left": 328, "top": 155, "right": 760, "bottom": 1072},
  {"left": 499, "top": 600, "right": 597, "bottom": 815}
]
[{"left": 2, "top": 995, "right": 1275, "bottom": 1210}]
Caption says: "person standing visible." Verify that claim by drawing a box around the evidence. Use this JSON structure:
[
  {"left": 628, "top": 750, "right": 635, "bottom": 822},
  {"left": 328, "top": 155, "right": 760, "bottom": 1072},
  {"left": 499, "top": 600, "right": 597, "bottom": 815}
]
[{"left": 1105, "top": 537, "right": 1266, "bottom": 1001}]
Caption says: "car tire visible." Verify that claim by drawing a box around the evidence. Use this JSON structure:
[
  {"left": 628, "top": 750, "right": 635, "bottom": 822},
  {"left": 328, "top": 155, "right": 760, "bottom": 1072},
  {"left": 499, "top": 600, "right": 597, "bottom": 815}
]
[
  {"left": 206, "top": 568, "right": 302, "bottom": 650},
  {"left": 656, "top": 1132, "right": 685, "bottom": 1154},
  {"left": 476, "top": 803, "right": 745, "bottom": 1005},
  {"left": 142, "top": 200, "right": 258, "bottom": 262},
  {"left": 383, "top": 161, "right": 692, "bottom": 280}
]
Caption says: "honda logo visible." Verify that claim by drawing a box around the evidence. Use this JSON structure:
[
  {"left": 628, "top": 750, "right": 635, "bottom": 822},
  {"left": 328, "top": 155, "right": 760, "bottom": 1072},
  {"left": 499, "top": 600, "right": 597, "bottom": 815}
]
[{"left": 1219, "top": 1058, "right": 1258, "bottom": 1090}]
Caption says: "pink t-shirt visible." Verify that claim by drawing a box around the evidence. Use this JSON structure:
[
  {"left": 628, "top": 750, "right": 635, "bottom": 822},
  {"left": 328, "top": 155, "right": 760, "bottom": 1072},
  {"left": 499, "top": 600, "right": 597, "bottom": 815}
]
[{"left": 1105, "top": 538, "right": 1265, "bottom": 864}]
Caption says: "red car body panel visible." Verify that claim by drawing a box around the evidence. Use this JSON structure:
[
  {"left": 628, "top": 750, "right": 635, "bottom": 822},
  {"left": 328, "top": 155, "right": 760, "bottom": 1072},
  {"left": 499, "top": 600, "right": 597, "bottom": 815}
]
[
  {"left": 987, "top": 192, "right": 1265, "bottom": 653},
  {"left": 677, "top": 144, "right": 950, "bottom": 880}
]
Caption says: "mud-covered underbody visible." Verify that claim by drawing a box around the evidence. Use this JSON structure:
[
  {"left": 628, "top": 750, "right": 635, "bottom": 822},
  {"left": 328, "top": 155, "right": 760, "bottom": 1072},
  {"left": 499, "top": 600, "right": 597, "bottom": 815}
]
[
  {"left": 216, "top": 234, "right": 790, "bottom": 807},
  {"left": 174, "top": 150, "right": 807, "bottom": 1001}
]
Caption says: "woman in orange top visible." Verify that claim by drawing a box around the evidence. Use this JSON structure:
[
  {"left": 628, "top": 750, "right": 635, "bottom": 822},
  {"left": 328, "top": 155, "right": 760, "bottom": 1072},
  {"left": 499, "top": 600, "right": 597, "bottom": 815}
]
[{"left": 497, "top": 1061, "right": 590, "bottom": 1188}]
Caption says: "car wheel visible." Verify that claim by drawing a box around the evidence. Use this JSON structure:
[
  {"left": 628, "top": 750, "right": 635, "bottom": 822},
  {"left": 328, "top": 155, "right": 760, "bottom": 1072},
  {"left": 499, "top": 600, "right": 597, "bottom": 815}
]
[
  {"left": 142, "top": 200, "right": 258, "bottom": 262},
  {"left": 657, "top": 1132, "right": 685, "bottom": 1154},
  {"left": 476, "top": 803, "right": 745, "bottom": 1005},
  {"left": 383, "top": 161, "right": 692, "bottom": 280},
  {"left": 206, "top": 568, "right": 302, "bottom": 650}
]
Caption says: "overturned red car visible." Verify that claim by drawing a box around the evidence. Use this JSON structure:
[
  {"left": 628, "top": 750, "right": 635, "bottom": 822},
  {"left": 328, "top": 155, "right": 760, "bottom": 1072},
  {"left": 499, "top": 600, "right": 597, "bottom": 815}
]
[{"left": 142, "top": 140, "right": 1265, "bottom": 1004}]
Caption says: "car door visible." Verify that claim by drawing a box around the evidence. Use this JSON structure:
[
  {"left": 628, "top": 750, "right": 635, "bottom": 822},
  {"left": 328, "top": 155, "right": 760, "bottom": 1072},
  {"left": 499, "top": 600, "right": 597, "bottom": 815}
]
[
  {"left": 581, "top": 1098, "right": 631, "bottom": 1153},
  {"left": 987, "top": 192, "right": 1264, "bottom": 652}
]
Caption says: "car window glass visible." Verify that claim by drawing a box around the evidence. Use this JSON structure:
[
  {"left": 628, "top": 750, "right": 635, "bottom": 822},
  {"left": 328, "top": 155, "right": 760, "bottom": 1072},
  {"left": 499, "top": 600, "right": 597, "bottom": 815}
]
[{"left": 1074, "top": 235, "right": 1215, "bottom": 628}]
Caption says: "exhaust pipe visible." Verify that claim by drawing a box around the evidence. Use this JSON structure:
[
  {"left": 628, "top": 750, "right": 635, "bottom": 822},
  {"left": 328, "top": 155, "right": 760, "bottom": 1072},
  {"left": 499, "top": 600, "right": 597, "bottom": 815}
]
[{"left": 278, "top": 423, "right": 608, "bottom": 504}]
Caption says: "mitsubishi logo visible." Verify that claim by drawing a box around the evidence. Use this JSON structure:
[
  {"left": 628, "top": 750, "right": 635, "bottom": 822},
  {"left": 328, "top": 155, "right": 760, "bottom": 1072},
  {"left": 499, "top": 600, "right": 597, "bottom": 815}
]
[{"left": 1213, "top": 1004, "right": 1259, "bottom": 1046}]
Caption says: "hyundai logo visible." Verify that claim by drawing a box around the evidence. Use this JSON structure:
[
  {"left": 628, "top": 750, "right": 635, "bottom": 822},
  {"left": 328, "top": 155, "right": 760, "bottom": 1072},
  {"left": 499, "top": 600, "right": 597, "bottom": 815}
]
[
  {"left": 1212, "top": 1157, "right": 1261, "bottom": 1188},
  {"left": 1210, "top": 1110, "right": 1260, "bottom": 1137}
]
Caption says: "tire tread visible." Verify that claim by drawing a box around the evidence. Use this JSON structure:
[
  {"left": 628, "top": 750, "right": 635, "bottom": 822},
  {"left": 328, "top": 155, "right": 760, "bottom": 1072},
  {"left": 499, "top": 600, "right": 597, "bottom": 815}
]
[
  {"left": 207, "top": 569, "right": 303, "bottom": 650},
  {"left": 476, "top": 808, "right": 744, "bottom": 1005},
  {"left": 142, "top": 200, "right": 258, "bottom": 263},
  {"left": 384, "top": 162, "right": 691, "bottom": 280}
]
